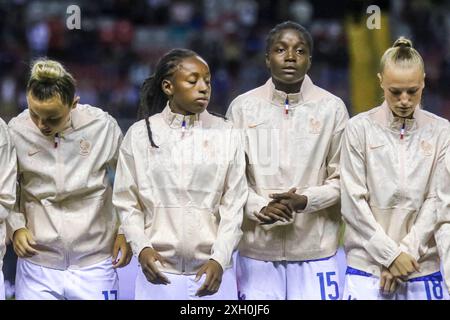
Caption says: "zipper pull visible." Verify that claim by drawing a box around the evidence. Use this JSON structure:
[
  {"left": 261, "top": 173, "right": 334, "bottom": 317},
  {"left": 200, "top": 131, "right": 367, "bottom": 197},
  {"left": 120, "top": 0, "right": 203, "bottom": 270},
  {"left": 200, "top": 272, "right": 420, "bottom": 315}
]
[
  {"left": 54, "top": 133, "right": 59, "bottom": 148},
  {"left": 400, "top": 119, "right": 405, "bottom": 140},
  {"left": 284, "top": 97, "right": 289, "bottom": 118},
  {"left": 181, "top": 118, "right": 186, "bottom": 137}
]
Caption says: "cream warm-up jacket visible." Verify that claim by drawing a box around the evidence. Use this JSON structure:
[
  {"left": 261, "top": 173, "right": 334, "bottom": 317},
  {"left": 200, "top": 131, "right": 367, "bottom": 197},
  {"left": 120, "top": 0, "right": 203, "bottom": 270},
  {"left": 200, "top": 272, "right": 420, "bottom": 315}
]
[
  {"left": 226, "top": 76, "right": 349, "bottom": 261},
  {"left": 436, "top": 147, "right": 450, "bottom": 293},
  {"left": 7, "top": 104, "right": 123, "bottom": 270},
  {"left": 113, "top": 105, "right": 247, "bottom": 274},
  {"left": 341, "top": 102, "right": 449, "bottom": 279},
  {"left": 0, "top": 118, "right": 17, "bottom": 271}
]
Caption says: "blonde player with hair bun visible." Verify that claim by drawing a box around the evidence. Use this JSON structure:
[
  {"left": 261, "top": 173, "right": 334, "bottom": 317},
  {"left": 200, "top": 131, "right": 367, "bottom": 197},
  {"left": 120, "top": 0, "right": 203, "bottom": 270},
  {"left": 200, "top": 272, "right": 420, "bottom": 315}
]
[
  {"left": 340, "top": 37, "right": 450, "bottom": 299},
  {"left": 7, "top": 58, "right": 132, "bottom": 300}
]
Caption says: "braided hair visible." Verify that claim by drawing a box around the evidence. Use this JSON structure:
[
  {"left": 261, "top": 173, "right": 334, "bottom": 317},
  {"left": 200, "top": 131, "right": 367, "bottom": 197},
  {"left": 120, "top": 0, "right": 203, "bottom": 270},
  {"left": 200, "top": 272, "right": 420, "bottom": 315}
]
[{"left": 137, "top": 48, "right": 198, "bottom": 148}]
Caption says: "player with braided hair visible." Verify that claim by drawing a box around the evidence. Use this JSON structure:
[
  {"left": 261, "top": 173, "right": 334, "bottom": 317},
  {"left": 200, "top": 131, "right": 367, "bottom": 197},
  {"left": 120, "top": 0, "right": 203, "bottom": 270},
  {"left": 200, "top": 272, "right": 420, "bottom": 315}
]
[{"left": 113, "top": 49, "right": 247, "bottom": 299}]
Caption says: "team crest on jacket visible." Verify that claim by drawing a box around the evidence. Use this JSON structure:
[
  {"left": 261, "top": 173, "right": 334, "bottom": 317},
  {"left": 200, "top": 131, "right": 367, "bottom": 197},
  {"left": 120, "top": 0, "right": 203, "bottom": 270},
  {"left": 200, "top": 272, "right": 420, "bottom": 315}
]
[
  {"left": 79, "top": 139, "right": 91, "bottom": 156},
  {"left": 420, "top": 140, "right": 433, "bottom": 156},
  {"left": 309, "top": 118, "right": 322, "bottom": 134}
]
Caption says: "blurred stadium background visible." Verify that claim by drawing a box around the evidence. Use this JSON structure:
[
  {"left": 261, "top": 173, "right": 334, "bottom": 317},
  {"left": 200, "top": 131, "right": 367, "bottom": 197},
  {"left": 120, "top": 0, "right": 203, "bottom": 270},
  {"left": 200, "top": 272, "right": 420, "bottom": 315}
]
[{"left": 0, "top": 0, "right": 449, "bottom": 299}]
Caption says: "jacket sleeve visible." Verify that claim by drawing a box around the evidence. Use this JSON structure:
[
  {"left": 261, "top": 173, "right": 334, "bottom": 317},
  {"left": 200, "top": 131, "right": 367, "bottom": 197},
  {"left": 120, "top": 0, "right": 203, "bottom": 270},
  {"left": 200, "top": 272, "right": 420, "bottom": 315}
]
[
  {"left": 211, "top": 130, "right": 247, "bottom": 269},
  {"left": 112, "top": 132, "right": 152, "bottom": 258},
  {"left": 226, "top": 99, "right": 267, "bottom": 222},
  {"left": 435, "top": 142, "right": 450, "bottom": 293},
  {"left": 5, "top": 123, "right": 25, "bottom": 238},
  {"left": 340, "top": 120, "right": 401, "bottom": 268},
  {"left": 400, "top": 129, "right": 449, "bottom": 262},
  {"left": 300, "top": 100, "right": 349, "bottom": 214},
  {"left": 106, "top": 116, "right": 125, "bottom": 235},
  {"left": 106, "top": 116, "right": 124, "bottom": 172},
  {"left": 0, "top": 122, "right": 16, "bottom": 222}
]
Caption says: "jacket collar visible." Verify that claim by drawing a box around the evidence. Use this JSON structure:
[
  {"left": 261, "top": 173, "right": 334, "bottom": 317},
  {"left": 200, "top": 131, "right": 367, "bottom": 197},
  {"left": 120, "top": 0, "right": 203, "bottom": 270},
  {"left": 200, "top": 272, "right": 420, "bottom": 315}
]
[
  {"left": 380, "top": 101, "right": 420, "bottom": 132},
  {"left": 161, "top": 102, "right": 201, "bottom": 129},
  {"left": 69, "top": 104, "right": 96, "bottom": 130},
  {"left": 267, "top": 74, "right": 314, "bottom": 107}
]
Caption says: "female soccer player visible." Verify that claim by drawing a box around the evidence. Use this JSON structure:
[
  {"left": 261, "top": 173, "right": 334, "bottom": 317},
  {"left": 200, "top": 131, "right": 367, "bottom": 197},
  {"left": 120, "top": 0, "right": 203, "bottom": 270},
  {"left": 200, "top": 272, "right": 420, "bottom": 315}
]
[
  {"left": 0, "top": 118, "right": 16, "bottom": 300},
  {"left": 7, "top": 59, "right": 131, "bottom": 300},
  {"left": 340, "top": 37, "right": 450, "bottom": 300},
  {"left": 113, "top": 49, "right": 247, "bottom": 300},
  {"left": 226, "top": 21, "right": 349, "bottom": 300}
]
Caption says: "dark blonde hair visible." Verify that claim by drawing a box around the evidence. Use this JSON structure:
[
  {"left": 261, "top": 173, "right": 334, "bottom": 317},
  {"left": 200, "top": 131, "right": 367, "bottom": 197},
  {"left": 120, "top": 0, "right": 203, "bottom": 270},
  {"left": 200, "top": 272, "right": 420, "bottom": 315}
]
[
  {"left": 27, "top": 59, "right": 76, "bottom": 107},
  {"left": 379, "top": 37, "right": 424, "bottom": 74}
]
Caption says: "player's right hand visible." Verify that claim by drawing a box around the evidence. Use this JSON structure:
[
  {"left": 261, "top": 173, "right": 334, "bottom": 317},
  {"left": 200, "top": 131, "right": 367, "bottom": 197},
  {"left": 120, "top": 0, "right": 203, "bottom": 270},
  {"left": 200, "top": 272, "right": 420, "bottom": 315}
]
[
  {"left": 13, "top": 228, "right": 38, "bottom": 258},
  {"left": 254, "top": 200, "right": 293, "bottom": 225},
  {"left": 388, "top": 252, "right": 420, "bottom": 278},
  {"left": 138, "top": 247, "right": 171, "bottom": 285}
]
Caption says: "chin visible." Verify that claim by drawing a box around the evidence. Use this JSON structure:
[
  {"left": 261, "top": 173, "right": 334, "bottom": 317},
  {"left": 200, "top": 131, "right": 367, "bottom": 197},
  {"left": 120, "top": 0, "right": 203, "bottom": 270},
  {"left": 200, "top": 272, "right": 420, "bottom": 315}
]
[
  {"left": 394, "top": 110, "right": 414, "bottom": 118},
  {"left": 193, "top": 105, "right": 207, "bottom": 114}
]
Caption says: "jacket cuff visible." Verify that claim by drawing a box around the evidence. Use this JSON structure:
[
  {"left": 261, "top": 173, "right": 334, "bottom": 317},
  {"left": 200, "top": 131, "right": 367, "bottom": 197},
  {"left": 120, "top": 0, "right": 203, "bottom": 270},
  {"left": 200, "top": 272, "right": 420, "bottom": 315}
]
[
  {"left": 365, "top": 228, "right": 402, "bottom": 267},
  {"left": 297, "top": 189, "right": 313, "bottom": 213},
  {"left": 124, "top": 227, "right": 152, "bottom": 258},
  {"left": 134, "top": 241, "right": 154, "bottom": 260},
  {"left": 399, "top": 242, "right": 420, "bottom": 261},
  {"left": 260, "top": 218, "right": 295, "bottom": 231},
  {"left": 210, "top": 251, "right": 229, "bottom": 271},
  {"left": 6, "top": 211, "right": 26, "bottom": 240},
  {"left": 244, "top": 194, "right": 268, "bottom": 222}
]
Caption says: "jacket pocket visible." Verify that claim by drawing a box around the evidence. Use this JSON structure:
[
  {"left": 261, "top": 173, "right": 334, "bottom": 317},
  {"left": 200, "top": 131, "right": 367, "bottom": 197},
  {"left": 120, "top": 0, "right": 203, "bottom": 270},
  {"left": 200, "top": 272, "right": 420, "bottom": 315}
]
[{"left": 25, "top": 201, "right": 61, "bottom": 246}]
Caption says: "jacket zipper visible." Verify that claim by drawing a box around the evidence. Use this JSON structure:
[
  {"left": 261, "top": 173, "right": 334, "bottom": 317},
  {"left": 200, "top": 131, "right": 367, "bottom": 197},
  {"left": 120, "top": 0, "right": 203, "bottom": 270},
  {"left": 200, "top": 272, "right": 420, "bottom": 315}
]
[
  {"left": 181, "top": 134, "right": 186, "bottom": 274},
  {"left": 399, "top": 119, "right": 406, "bottom": 200},
  {"left": 284, "top": 97, "right": 289, "bottom": 119},
  {"left": 55, "top": 133, "right": 69, "bottom": 268}
]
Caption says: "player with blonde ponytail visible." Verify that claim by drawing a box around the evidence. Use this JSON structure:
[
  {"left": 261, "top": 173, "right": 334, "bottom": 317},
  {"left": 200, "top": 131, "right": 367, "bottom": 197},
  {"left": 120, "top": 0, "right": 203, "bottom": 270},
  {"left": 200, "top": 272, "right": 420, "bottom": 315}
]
[
  {"left": 340, "top": 37, "right": 450, "bottom": 299},
  {"left": 7, "top": 58, "right": 132, "bottom": 300}
]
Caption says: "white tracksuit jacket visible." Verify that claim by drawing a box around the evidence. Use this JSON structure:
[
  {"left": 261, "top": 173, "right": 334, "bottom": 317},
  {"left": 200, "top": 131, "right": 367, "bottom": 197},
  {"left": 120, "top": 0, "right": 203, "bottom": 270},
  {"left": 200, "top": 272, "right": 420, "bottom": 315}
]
[
  {"left": 341, "top": 102, "right": 449, "bottom": 279},
  {"left": 113, "top": 104, "right": 247, "bottom": 274},
  {"left": 0, "top": 118, "right": 17, "bottom": 271},
  {"left": 436, "top": 146, "right": 450, "bottom": 293},
  {"left": 7, "top": 104, "right": 123, "bottom": 270},
  {"left": 226, "top": 76, "right": 349, "bottom": 261}
]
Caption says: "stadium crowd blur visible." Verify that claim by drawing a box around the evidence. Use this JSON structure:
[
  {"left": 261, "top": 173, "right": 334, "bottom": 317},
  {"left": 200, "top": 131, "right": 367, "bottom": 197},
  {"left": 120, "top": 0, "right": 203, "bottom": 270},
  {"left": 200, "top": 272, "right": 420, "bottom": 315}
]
[
  {"left": 0, "top": 0, "right": 449, "bottom": 129},
  {"left": 0, "top": 0, "right": 449, "bottom": 298}
]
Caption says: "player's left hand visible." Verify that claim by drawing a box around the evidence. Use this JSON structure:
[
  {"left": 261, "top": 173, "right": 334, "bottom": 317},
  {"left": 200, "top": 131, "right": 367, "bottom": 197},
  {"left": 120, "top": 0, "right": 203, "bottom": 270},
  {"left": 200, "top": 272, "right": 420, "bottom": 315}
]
[
  {"left": 269, "top": 188, "right": 308, "bottom": 212},
  {"left": 195, "top": 259, "right": 223, "bottom": 297},
  {"left": 380, "top": 267, "right": 399, "bottom": 295},
  {"left": 112, "top": 234, "right": 132, "bottom": 268}
]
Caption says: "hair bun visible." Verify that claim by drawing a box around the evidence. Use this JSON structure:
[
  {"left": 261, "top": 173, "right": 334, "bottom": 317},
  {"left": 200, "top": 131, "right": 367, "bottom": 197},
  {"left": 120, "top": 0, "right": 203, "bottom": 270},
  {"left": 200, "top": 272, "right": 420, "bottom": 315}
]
[
  {"left": 393, "top": 37, "right": 413, "bottom": 49},
  {"left": 30, "top": 60, "right": 65, "bottom": 81}
]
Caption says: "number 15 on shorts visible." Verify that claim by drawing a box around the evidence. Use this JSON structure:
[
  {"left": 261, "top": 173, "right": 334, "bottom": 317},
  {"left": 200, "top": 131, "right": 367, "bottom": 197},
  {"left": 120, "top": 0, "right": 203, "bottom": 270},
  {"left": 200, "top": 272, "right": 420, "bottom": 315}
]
[{"left": 316, "top": 272, "right": 339, "bottom": 300}]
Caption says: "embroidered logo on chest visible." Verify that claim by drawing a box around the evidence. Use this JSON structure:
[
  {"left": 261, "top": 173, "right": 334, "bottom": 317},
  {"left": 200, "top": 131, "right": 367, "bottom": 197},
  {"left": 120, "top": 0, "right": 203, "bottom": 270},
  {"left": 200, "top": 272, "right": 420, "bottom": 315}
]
[
  {"left": 420, "top": 140, "right": 433, "bottom": 156},
  {"left": 309, "top": 118, "right": 322, "bottom": 134},
  {"left": 79, "top": 139, "right": 91, "bottom": 156},
  {"left": 27, "top": 146, "right": 41, "bottom": 157}
]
